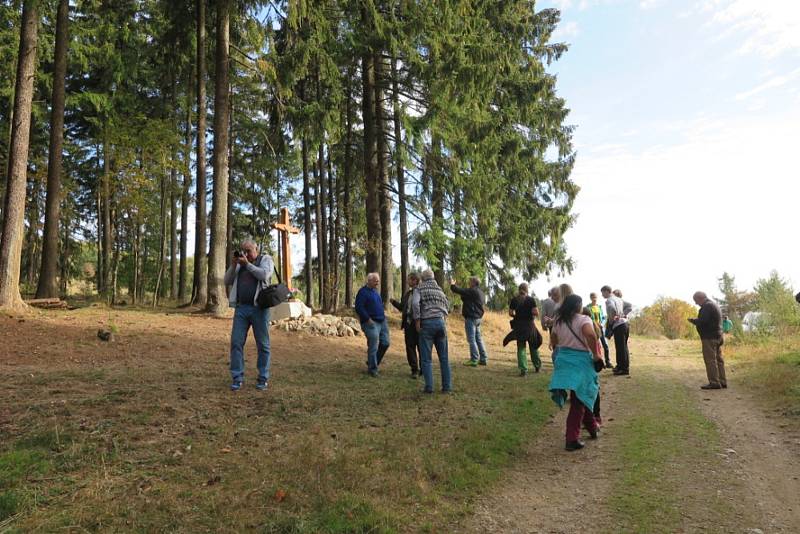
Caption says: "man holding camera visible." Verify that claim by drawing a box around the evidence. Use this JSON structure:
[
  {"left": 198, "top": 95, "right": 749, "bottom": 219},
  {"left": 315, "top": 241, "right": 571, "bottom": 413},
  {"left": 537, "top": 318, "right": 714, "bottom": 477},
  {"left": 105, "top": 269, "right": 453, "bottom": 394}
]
[{"left": 223, "top": 239, "right": 274, "bottom": 391}]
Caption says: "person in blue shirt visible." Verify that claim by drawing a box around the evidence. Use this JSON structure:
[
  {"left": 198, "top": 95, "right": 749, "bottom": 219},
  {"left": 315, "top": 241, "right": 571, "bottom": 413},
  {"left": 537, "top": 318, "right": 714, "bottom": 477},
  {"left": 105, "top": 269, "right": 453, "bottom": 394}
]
[{"left": 355, "top": 273, "right": 390, "bottom": 377}]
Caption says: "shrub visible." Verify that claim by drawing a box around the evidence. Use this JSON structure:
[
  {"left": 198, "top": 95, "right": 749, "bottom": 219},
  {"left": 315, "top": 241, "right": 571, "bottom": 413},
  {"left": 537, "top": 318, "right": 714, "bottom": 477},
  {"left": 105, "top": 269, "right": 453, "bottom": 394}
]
[{"left": 630, "top": 297, "right": 698, "bottom": 340}]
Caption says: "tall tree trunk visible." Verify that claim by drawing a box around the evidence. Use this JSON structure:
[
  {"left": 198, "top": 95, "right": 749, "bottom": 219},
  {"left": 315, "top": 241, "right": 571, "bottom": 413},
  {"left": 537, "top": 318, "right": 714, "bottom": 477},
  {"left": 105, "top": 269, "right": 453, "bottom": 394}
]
[
  {"left": 313, "top": 153, "right": 323, "bottom": 309},
  {"left": 25, "top": 175, "right": 42, "bottom": 286},
  {"left": 225, "top": 88, "right": 234, "bottom": 266},
  {"left": 0, "top": 0, "right": 38, "bottom": 310},
  {"left": 179, "top": 68, "right": 192, "bottom": 302},
  {"left": 301, "top": 135, "right": 313, "bottom": 306},
  {"left": 317, "top": 143, "right": 328, "bottom": 310},
  {"left": 205, "top": 0, "right": 230, "bottom": 316},
  {"left": 361, "top": 52, "right": 380, "bottom": 275},
  {"left": 101, "top": 133, "right": 112, "bottom": 300},
  {"left": 431, "top": 136, "right": 445, "bottom": 286},
  {"left": 328, "top": 150, "right": 339, "bottom": 311},
  {"left": 155, "top": 172, "right": 168, "bottom": 306},
  {"left": 170, "top": 167, "right": 178, "bottom": 300},
  {"left": 36, "top": 0, "right": 68, "bottom": 299},
  {"left": 343, "top": 72, "right": 354, "bottom": 307},
  {"left": 391, "top": 56, "right": 409, "bottom": 297},
  {"left": 375, "top": 54, "right": 392, "bottom": 304},
  {"left": 191, "top": 0, "right": 208, "bottom": 306}
]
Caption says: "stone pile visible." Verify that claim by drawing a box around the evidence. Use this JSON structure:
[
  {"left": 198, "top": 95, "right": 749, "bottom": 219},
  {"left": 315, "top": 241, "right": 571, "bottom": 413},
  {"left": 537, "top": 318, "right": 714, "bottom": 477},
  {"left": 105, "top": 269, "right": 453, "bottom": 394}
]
[{"left": 271, "top": 314, "right": 363, "bottom": 337}]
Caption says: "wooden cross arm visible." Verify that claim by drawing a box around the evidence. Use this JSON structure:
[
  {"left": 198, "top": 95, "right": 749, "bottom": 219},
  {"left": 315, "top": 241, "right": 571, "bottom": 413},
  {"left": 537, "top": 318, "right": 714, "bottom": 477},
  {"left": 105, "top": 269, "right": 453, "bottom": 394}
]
[{"left": 272, "top": 223, "right": 300, "bottom": 234}]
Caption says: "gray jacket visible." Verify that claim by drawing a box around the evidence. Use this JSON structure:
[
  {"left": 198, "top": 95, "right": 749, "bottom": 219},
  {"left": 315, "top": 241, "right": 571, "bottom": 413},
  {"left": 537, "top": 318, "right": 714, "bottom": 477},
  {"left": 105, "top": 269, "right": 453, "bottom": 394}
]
[{"left": 223, "top": 254, "right": 273, "bottom": 307}]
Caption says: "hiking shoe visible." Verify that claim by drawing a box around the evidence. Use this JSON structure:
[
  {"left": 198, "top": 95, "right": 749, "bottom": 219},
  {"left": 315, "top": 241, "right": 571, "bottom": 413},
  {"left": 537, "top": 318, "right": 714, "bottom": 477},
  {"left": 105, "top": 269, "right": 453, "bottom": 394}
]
[
  {"left": 256, "top": 381, "right": 268, "bottom": 391},
  {"left": 422, "top": 388, "right": 434, "bottom": 394},
  {"left": 613, "top": 369, "right": 629, "bottom": 376},
  {"left": 519, "top": 369, "right": 528, "bottom": 377},
  {"left": 565, "top": 440, "right": 585, "bottom": 451},
  {"left": 588, "top": 427, "right": 599, "bottom": 440},
  {"left": 478, "top": 360, "right": 487, "bottom": 366},
  {"left": 230, "top": 381, "right": 243, "bottom": 391},
  {"left": 700, "top": 383, "right": 721, "bottom": 390},
  {"left": 410, "top": 371, "right": 419, "bottom": 379},
  {"left": 368, "top": 369, "right": 379, "bottom": 377},
  {"left": 534, "top": 366, "right": 541, "bottom": 373},
  {"left": 463, "top": 360, "right": 478, "bottom": 367}
]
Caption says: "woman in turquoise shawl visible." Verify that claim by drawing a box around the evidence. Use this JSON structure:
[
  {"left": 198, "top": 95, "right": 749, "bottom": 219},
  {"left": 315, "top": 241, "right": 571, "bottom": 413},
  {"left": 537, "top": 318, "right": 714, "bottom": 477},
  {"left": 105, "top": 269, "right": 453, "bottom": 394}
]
[{"left": 548, "top": 294, "right": 603, "bottom": 451}]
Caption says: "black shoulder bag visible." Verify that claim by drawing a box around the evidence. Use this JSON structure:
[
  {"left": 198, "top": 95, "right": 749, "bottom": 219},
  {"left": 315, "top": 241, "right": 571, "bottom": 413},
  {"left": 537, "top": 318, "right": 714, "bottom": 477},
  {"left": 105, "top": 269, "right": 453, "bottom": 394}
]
[{"left": 256, "top": 262, "right": 291, "bottom": 309}]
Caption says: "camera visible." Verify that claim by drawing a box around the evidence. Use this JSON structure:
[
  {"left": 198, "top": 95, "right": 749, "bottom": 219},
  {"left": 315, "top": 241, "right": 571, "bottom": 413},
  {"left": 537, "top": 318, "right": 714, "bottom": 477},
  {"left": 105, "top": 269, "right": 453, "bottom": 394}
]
[{"left": 233, "top": 250, "right": 244, "bottom": 258}]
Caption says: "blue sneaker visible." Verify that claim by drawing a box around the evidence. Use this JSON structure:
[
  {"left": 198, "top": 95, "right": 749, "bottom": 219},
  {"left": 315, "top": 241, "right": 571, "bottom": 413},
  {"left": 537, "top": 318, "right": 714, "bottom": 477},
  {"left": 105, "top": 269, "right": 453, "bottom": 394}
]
[
  {"left": 256, "top": 381, "right": 268, "bottom": 391},
  {"left": 230, "top": 381, "right": 243, "bottom": 391}
]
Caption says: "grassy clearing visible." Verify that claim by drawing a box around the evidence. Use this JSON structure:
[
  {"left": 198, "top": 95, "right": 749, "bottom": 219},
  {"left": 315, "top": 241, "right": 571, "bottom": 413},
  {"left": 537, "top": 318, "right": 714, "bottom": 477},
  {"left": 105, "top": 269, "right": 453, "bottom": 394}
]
[
  {"left": 0, "top": 309, "right": 554, "bottom": 532},
  {"left": 725, "top": 334, "right": 800, "bottom": 416},
  {"left": 606, "top": 373, "right": 733, "bottom": 534}
]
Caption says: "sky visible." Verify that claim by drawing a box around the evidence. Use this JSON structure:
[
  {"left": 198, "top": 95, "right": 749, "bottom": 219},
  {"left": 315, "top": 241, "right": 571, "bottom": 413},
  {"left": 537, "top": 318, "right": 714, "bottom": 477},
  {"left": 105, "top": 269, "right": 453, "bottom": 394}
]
[{"left": 526, "top": 0, "right": 800, "bottom": 307}]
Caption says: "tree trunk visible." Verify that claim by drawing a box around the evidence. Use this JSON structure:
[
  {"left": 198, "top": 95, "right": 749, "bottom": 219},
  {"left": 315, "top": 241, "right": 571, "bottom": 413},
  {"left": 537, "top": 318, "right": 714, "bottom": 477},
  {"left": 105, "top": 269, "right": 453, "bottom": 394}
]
[
  {"left": 101, "top": 133, "right": 112, "bottom": 300},
  {"left": 343, "top": 72, "right": 354, "bottom": 307},
  {"left": 317, "top": 144, "right": 328, "bottom": 310},
  {"left": 328, "top": 150, "right": 339, "bottom": 311},
  {"left": 225, "top": 88, "right": 234, "bottom": 267},
  {"left": 361, "top": 52, "right": 380, "bottom": 275},
  {"left": 301, "top": 136, "right": 313, "bottom": 306},
  {"left": 170, "top": 167, "right": 178, "bottom": 300},
  {"left": 155, "top": 172, "right": 168, "bottom": 306},
  {"left": 313, "top": 153, "right": 323, "bottom": 309},
  {"left": 179, "top": 68, "right": 192, "bottom": 302},
  {"left": 391, "top": 56, "right": 409, "bottom": 297},
  {"left": 431, "top": 137, "right": 445, "bottom": 287},
  {"left": 0, "top": 0, "right": 39, "bottom": 310},
  {"left": 205, "top": 0, "right": 230, "bottom": 316},
  {"left": 36, "top": 0, "right": 68, "bottom": 299},
  {"left": 191, "top": 0, "right": 208, "bottom": 306},
  {"left": 375, "top": 54, "right": 392, "bottom": 304},
  {"left": 25, "top": 175, "right": 42, "bottom": 287}
]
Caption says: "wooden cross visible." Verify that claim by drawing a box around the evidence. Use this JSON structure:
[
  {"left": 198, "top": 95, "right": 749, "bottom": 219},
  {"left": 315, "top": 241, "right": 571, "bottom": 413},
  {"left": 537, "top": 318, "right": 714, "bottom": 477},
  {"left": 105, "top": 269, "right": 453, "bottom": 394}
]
[{"left": 271, "top": 207, "right": 300, "bottom": 290}]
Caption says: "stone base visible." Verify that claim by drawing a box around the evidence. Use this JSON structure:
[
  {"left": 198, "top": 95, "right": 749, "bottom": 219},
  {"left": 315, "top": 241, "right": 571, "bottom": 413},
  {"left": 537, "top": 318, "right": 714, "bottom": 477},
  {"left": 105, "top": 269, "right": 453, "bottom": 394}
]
[{"left": 270, "top": 300, "right": 312, "bottom": 322}]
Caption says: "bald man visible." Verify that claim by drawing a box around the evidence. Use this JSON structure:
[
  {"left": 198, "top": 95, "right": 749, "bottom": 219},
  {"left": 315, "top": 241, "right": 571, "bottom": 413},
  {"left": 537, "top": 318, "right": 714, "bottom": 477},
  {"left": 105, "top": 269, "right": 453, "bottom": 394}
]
[{"left": 688, "top": 291, "right": 727, "bottom": 390}]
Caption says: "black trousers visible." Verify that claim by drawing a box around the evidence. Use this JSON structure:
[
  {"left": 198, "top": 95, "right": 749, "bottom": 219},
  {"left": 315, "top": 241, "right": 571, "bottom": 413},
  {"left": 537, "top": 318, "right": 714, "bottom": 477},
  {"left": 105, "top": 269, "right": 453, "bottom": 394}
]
[
  {"left": 613, "top": 322, "right": 630, "bottom": 371},
  {"left": 403, "top": 327, "right": 421, "bottom": 373}
]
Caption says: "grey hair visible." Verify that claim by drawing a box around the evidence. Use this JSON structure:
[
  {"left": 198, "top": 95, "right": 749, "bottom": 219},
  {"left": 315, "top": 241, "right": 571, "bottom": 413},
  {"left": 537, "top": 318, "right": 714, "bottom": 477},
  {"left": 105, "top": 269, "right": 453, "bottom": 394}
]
[
  {"left": 469, "top": 276, "right": 480, "bottom": 287},
  {"left": 420, "top": 269, "right": 435, "bottom": 281},
  {"left": 613, "top": 289, "right": 622, "bottom": 297},
  {"left": 367, "top": 272, "right": 380, "bottom": 283},
  {"left": 241, "top": 238, "right": 258, "bottom": 250},
  {"left": 408, "top": 271, "right": 421, "bottom": 281}
]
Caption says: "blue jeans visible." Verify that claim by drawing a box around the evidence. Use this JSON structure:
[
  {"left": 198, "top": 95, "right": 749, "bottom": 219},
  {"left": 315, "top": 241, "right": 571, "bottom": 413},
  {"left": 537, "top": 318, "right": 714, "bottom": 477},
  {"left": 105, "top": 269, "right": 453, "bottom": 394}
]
[
  {"left": 419, "top": 317, "right": 452, "bottom": 392},
  {"left": 362, "top": 320, "right": 390, "bottom": 372},
  {"left": 465, "top": 317, "right": 488, "bottom": 363},
  {"left": 230, "top": 304, "right": 271, "bottom": 383}
]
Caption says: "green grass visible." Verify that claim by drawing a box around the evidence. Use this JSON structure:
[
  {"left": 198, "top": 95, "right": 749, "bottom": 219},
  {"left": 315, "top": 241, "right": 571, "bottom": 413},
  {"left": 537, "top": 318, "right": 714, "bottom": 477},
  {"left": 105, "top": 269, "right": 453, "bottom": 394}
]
[
  {"left": 726, "top": 336, "right": 800, "bottom": 415},
  {"left": 1, "top": 308, "right": 556, "bottom": 532},
  {"left": 606, "top": 374, "right": 729, "bottom": 534}
]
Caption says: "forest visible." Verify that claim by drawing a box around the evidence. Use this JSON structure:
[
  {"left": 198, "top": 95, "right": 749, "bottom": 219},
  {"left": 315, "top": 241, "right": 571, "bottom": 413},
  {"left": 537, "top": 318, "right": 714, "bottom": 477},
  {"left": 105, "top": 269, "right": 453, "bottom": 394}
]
[{"left": 0, "top": 0, "right": 577, "bottom": 314}]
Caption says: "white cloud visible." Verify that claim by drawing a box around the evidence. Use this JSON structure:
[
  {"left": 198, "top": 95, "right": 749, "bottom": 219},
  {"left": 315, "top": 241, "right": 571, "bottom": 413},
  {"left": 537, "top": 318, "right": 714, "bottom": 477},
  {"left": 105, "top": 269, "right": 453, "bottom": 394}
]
[
  {"left": 639, "top": 0, "right": 663, "bottom": 9},
  {"left": 531, "top": 111, "right": 800, "bottom": 306},
  {"left": 734, "top": 68, "right": 800, "bottom": 101},
  {"left": 553, "top": 20, "right": 581, "bottom": 41},
  {"left": 696, "top": 0, "right": 800, "bottom": 58}
]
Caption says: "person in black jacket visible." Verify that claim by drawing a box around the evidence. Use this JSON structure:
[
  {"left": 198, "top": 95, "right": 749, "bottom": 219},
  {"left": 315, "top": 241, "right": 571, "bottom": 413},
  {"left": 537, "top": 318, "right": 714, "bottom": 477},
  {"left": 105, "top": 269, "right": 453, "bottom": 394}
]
[
  {"left": 451, "top": 276, "right": 489, "bottom": 367},
  {"left": 688, "top": 291, "right": 727, "bottom": 390},
  {"left": 390, "top": 272, "right": 422, "bottom": 377},
  {"left": 504, "top": 283, "right": 543, "bottom": 375}
]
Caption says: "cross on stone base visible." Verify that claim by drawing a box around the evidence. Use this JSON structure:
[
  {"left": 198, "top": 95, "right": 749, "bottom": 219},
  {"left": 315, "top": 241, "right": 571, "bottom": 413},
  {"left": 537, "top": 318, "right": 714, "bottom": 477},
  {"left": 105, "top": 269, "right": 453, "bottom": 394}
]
[{"left": 271, "top": 207, "right": 300, "bottom": 290}]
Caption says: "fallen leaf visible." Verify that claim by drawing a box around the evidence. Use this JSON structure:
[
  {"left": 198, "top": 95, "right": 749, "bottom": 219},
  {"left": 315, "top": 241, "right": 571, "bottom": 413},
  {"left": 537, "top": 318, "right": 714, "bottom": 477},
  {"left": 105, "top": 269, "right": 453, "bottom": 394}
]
[{"left": 274, "top": 489, "right": 287, "bottom": 502}]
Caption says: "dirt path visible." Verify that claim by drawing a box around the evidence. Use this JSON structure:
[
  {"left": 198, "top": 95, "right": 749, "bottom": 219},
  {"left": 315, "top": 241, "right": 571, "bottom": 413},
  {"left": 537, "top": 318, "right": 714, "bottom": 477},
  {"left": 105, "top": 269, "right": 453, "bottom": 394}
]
[{"left": 464, "top": 337, "right": 800, "bottom": 534}]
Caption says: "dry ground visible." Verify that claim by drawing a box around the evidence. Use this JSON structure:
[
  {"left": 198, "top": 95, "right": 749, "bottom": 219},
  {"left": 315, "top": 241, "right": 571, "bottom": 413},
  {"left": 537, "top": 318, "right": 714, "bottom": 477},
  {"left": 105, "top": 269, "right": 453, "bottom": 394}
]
[{"left": 1, "top": 306, "right": 799, "bottom": 533}]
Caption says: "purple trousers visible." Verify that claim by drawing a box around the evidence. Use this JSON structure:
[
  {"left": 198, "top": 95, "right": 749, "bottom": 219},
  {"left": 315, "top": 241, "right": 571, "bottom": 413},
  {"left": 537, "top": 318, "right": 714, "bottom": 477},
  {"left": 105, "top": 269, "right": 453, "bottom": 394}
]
[{"left": 566, "top": 391, "right": 598, "bottom": 442}]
